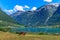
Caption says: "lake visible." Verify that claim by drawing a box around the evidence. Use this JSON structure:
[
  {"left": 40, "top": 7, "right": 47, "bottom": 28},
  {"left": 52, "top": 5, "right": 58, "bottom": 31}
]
[{"left": 10, "top": 27, "right": 60, "bottom": 33}]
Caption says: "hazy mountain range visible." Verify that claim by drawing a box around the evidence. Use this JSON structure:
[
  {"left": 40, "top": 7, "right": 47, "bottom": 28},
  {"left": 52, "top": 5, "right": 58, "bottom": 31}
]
[{"left": 10, "top": 3, "right": 60, "bottom": 27}]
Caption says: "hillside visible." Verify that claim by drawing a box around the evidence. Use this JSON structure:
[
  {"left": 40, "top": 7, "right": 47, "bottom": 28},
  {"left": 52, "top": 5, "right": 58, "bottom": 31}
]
[
  {"left": 0, "top": 9, "right": 19, "bottom": 26},
  {"left": 0, "top": 8, "right": 25, "bottom": 32}
]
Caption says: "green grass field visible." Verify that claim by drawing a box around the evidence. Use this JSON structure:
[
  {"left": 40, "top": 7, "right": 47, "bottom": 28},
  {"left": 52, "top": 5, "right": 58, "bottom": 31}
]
[{"left": 0, "top": 31, "right": 60, "bottom": 40}]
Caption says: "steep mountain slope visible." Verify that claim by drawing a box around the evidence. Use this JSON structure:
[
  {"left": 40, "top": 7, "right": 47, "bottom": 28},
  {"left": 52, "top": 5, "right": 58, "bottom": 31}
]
[
  {"left": 11, "top": 3, "right": 60, "bottom": 27},
  {"left": 0, "top": 8, "right": 22, "bottom": 27},
  {"left": 36, "top": 3, "right": 60, "bottom": 25},
  {"left": 47, "top": 5, "right": 60, "bottom": 25}
]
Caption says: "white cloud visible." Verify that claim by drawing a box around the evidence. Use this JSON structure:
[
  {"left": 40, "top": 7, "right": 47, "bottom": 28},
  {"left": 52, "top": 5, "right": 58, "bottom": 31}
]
[
  {"left": 24, "top": 5, "right": 30, "bottom": 8},
  {"left": 14, "top": 5, "right": 25, "bottom": 11},
  {"left": 8, "top": 10, "right": 13, "bottom": 14},
  {"left": 4, "top": 9, "right": 13, "bottom": 15},
  {"left": 44, "top": 0, "right": 52, "bottom": 2},
  {"left": 13, "top": 5, "right": 30, "bottom": 11},
  {"left": 4, "top": 5, "right": 30, "bottom": 15},
  {"left": 4, "top": 5, "right": 37, "bottom": 15},
  {"left": 31, "top": 7, "right": 37, "bottom": 11}
]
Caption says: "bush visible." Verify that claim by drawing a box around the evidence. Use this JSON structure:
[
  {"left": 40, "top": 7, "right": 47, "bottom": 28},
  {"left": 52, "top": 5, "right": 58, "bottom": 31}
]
[
  {"left": 0, "top": 27, "right": 11, "bottom": 32},
  {"left": 38, "top": 32, "right": 47, "bottom": 35}
]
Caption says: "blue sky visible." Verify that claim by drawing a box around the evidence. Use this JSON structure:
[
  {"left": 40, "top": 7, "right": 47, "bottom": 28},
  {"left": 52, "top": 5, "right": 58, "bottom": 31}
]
[
  {"left": 0, "top": 0, "right": 45, "bottom": 10},
  {"left": 0, "top": 0, "right": 60, "bottom": 14}
]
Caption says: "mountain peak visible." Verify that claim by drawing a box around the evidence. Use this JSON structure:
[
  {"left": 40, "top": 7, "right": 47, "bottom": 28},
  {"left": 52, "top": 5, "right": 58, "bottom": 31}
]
[{"left": 48, "top": 3, "right": 60, "bottom": 7}]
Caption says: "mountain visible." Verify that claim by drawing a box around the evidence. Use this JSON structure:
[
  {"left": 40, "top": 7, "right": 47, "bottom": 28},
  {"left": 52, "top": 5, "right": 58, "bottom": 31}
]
[
  {"left": 11, "top": 3, "right": 60, "bottom": 27},
  {"left": 0, "top": 8, "right": 23, "bottom": 27},
  {"left": 47, "top": 5, "right": 60, "bottom": 25},
  {"left": 37, "top": 3, "right": 60, "bottom": 25}
]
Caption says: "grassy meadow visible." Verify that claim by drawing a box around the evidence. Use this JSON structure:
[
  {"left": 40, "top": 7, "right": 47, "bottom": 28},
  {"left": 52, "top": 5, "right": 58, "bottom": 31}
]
[{"left": 0, "top": 31, "right": 60, "bottom": 40}]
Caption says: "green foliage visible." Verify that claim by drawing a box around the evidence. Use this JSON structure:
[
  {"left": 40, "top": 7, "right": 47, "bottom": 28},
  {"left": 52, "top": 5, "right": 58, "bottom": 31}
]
[
  {"left": 38, "top": 32, "right": 47, "bottom": 35},
  {"left": 0, "top": 27, "right": 11, "bottom": 32},
  {"left": 0, "top": 8, "right": 25, "bottom": 32}
]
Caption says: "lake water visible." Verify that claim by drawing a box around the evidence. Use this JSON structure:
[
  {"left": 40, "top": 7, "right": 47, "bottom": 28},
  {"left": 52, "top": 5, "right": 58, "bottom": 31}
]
[{"left": 10, "top": 27, "right": 60, "bottom": 33}]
